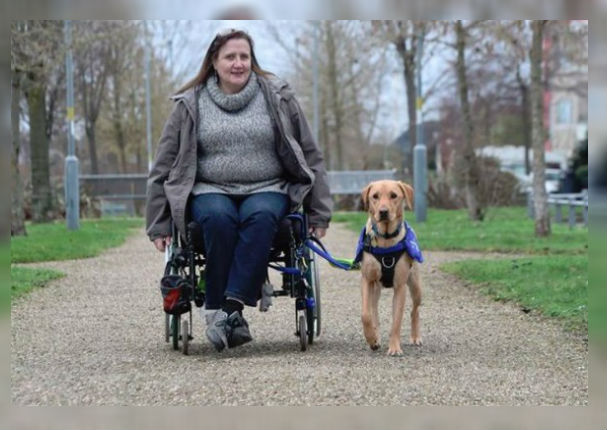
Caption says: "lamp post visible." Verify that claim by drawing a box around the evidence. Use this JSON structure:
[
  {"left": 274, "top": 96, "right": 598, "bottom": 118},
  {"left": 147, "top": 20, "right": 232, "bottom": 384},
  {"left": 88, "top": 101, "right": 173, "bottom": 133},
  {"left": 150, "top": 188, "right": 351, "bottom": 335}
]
[
  {"left": 64, "top": 20, "right": 79, "bottom": 230},
  {"left": 413, "top": 26, "right": 427, "bottom": 222}
]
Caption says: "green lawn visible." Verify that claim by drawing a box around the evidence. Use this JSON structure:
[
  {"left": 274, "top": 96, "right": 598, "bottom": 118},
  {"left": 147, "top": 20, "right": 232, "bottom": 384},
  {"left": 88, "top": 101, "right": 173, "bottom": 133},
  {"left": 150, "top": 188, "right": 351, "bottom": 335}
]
[
  {"left": 11, "top": 266, "right": 65, "bottom": 300},
  {"left": 332, "top": 207, "right": 588, "bottom": 332},
  {"left": 8, "top": 217, "right": 144, "bottom": 310},
  {"left": 1, "top": 244, "right": 9, "bottom": 313},
  {"left": 332, "top": 207, "right": 587, "bottom": 255},
  {"left": 441, "top": 255, "right": 587, "bottom": 332},
  {"left": 11, "top": 218, "right": 144, "bottom": 263}
]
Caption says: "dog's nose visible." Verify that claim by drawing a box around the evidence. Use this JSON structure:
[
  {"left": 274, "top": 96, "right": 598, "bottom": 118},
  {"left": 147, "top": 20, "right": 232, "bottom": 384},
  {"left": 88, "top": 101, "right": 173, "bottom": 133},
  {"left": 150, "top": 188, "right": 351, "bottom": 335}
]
[{"left": 379, "top": 209, "right": 389, "bottom": 220}]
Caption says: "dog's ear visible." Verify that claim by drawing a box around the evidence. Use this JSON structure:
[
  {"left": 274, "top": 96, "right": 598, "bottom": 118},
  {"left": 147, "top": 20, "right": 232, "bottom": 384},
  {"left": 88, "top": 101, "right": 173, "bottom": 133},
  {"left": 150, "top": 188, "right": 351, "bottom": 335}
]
[
  {"left": 399, "top": 182, "right": 414, "bottom": 210},
  {"left": 360, "top": 183, "right": 372, "bottom": 211}
]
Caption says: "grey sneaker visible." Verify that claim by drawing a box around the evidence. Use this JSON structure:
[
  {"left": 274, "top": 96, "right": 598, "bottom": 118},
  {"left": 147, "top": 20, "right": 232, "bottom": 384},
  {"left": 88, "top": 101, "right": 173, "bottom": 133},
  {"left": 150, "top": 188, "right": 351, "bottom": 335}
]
[
  {"left": 226, "top": 311, "right": 253, "bottom": 348},
  {"left": 205, "top": 310, "right": 228, "bottom": 351}
]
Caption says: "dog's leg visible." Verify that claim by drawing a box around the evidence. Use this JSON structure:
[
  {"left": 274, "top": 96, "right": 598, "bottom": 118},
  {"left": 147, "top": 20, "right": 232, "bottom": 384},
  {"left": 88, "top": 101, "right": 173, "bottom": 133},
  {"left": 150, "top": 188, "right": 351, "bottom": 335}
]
[
  {"left": 407, "top": 267, "right": 423, "bottom": 346},
  {"left": 361, "top": 277, "right": 380, "bottom": 350},
  {"left": 387, "top": 283, "right": 406, "bottom": 356},
  {"left": 370, "top": 281, "right": 382, "bottom": 348}
]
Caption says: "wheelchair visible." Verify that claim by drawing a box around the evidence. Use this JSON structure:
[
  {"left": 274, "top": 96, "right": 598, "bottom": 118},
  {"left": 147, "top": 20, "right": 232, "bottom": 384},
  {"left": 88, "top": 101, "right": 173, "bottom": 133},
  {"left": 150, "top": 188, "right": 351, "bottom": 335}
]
[{"left": 162, "top": 212, "right": 321, "bottom": 354}]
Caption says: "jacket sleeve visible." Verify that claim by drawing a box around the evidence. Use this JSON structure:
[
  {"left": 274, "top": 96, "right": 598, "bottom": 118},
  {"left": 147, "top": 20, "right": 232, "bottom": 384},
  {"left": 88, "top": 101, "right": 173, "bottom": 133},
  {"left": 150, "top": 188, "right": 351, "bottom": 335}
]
[
  {"left": 287, "top": 96, "right": 333, "bottom": 228},
  {"left": 145, "top": 101, "right": 183, "bottom": 240}
]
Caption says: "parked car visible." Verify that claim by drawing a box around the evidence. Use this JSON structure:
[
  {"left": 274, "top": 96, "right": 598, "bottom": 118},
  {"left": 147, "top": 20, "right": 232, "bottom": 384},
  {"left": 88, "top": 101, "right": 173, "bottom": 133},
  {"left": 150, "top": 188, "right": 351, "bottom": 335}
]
[{"left": 516, "top": 169, "right": 564, "bottom": 194}]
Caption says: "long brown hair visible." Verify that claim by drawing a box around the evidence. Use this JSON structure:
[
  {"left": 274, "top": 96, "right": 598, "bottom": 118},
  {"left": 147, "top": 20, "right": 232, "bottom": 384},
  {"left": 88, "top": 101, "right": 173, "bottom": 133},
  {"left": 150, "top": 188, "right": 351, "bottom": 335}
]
[{"left": 174, "top": 28, "right": 270, "bottom": 95}]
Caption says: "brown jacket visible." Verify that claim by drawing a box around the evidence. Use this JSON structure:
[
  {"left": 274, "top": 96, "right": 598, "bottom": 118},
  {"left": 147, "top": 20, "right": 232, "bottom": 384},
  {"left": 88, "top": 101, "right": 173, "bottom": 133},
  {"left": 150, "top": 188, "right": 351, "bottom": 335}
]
[{"left": 145, "top": 74, "right": 333, "bottom": 241}]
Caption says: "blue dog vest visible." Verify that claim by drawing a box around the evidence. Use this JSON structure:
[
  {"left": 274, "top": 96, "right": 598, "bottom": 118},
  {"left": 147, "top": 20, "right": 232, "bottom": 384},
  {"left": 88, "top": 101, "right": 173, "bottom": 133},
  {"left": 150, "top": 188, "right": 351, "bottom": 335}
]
[{"left": 353, "top": 221, "right": 423, "bottom": 288}]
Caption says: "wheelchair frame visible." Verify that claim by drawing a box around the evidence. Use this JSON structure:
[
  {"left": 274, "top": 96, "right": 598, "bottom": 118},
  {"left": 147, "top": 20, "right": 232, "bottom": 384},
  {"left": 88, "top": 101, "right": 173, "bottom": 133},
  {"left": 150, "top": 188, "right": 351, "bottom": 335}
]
[{"left": 162, "top": 212, "right": 321, "bottom": 354}]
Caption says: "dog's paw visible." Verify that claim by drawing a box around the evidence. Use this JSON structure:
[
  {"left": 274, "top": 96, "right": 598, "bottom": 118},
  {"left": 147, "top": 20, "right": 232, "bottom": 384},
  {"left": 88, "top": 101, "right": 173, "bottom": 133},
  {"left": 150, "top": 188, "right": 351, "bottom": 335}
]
[
  {"left": 370, "top": 342, "right": 380, "bottom": 351},
  {"left": 387, "top": 341, "right": 403, "bottom": 356},
  {"left": 387, "top": 346, "right": 403, "bottom": 356},
  {"left": 410, "top": 336, "right": 423, "bottom": 346}
]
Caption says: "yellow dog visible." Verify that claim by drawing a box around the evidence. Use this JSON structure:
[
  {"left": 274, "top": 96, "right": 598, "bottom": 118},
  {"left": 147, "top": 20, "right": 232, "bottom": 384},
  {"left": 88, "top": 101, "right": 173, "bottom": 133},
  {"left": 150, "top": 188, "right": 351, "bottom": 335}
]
[{"left": 358, "top": 180, "right": 423, "bottom": 356}]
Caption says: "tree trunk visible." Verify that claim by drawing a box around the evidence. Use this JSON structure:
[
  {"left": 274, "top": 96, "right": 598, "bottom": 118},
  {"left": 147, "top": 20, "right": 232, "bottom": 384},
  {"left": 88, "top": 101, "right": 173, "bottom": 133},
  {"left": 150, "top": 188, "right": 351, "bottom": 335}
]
[
  {"left": 111, "top": 75, "right": 127, "bottom": 173},
  {"left": 11, "top": 69, "right": 27, "bottom": 236},
  {"left": 530, "top": 20, "right": 551, "bottom": 237},
  {"left": 325, "top": 23, "right": 344, "bottom": 169},
  {"left": 25, "top": 74, "right": 54, "bottom": 223},
  {"left": 455, "top": 20, "right": 484, "bottom": 221},
  {"left": 85, "top": 121, "right": 99, "bottom": 174},
  {"left": 395, "top": 28, "right": 417, "bottom": 180},
  {"left": 517, "top": 65, "right": 532, "bottom": 175},
  {"left": 321, "top": 91, "right": 331, "bottom": 170}
]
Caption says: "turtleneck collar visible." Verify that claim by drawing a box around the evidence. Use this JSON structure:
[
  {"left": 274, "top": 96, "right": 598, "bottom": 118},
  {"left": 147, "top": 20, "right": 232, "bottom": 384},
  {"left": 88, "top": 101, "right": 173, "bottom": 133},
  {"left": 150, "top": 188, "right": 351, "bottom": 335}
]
[{"left": 206, "top": 71, "right": 259, "bottom": 112}]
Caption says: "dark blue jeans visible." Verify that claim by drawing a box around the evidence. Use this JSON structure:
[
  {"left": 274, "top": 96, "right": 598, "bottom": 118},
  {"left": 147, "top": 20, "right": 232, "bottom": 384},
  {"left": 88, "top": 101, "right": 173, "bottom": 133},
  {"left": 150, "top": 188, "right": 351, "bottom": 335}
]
[{"left": 190, "top": 192, "right": 289, "bottom": 309}]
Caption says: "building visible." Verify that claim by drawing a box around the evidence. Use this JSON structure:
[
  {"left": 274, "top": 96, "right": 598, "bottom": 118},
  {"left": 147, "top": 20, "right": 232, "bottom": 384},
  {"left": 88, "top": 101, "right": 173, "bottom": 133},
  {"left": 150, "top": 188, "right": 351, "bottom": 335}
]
[{"left": 543, "top": 22, "right": 588, "bottom": 160}]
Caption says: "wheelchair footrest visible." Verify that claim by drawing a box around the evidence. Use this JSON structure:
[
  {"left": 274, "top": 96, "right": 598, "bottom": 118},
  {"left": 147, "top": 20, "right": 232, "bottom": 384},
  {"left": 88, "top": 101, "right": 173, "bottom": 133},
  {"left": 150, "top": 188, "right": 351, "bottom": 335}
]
[{"left": 272, "top": 290, "right": 289, "bottom": 297}]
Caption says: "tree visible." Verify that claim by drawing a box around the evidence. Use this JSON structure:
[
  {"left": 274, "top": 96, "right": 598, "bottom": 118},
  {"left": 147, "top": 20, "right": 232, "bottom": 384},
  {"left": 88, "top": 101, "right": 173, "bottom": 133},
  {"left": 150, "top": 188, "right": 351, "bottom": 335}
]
[
  {"left": 266, "top": 21, "right": 389, "bottom": 171},
  {"left": 105, "top": 22, "right": 138, "bottom": 173},
  {"left": 74, "top": 21, "right": 113, "bottom": 174},
  {"left": 454, "top": 20, "right": 485, "bottom": 221},
  {"left": 373, "top": 21, "right": 427, "bottom": 179},
  {"left": 530, "top": 20, "right": 551, "bottom": 237},
  {"left": 12, "top": 21, "right": 64, "bottom": 222},
  {"left": 11, "top": 67, "right": 26, "bottom": 235}
]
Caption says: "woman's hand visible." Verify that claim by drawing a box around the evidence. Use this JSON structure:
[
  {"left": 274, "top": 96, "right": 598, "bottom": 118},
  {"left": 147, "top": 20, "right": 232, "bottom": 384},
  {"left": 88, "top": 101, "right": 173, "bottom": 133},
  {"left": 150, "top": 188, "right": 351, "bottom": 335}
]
[
  {"left": 309, "top": 227, "right": 327, "bottom": 239},
  {"left": 153, "top": 236, "right": 172, "bottom": 252}
]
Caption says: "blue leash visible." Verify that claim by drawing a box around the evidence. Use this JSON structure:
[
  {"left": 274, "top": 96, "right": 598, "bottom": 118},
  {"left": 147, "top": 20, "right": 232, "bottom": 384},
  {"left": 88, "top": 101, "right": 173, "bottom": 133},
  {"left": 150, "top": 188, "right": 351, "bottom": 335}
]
[
  {"left": 268, "top": 236, "right": 356, "bottom": 276},
  {"left": 304, "top": 238, "right": 355, "bottom": 270}
]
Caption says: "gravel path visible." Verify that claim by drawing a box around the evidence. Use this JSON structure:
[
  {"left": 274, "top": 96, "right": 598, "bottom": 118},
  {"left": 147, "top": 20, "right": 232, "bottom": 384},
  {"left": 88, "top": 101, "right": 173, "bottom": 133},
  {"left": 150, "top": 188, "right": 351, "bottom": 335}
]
[{"left": 11, "top": 223, "right": 587, "bottom": 405}]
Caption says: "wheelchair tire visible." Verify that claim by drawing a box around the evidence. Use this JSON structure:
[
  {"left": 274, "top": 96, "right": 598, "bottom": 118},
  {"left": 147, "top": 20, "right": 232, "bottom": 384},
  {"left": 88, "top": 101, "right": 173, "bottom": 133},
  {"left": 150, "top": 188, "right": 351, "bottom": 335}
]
[
  {"left": 164, "top": 313, "right": 170, "bottom": 343},
  {"left": 181, "top": 319, "right": 189, "bottom": 355},
  {"left": 306, "top": 256, "right": 321, "bottom": 338},
  {"left": 306, "top": 307, "right": 314, "bottom": 345},
  {"left": 171, "top": 315, "right": 180, "bottom": 351},
  {"left": 299, "top": 314, "right": 307, "bottom": 351}
]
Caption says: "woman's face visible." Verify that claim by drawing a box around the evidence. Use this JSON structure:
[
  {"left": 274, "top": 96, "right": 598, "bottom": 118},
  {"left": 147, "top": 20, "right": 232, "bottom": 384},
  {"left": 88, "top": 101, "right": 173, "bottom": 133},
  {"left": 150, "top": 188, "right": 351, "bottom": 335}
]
[{"left": 213, "top": 38, "right": 252, "bottom": 94}]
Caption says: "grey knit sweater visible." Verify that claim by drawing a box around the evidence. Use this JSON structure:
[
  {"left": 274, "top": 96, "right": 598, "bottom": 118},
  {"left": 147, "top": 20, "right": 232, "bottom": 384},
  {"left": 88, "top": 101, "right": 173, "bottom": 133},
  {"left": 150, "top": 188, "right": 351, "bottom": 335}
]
[{"left": 192, "top": 72, "right": 288, "bottom": 196}]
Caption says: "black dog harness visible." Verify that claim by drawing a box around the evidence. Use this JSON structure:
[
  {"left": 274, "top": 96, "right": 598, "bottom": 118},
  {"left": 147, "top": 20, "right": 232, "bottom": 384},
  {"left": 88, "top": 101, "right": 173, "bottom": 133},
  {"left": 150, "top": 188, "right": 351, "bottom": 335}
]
[{"left": 353, "top": 222, "right": 424, "bottom": 288}]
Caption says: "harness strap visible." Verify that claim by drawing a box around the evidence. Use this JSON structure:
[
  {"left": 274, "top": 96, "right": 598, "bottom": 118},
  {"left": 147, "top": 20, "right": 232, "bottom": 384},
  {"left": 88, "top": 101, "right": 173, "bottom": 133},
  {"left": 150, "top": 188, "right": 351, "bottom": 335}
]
[{"left": 364, "top": 246, "right": 407, "bottom": 288}]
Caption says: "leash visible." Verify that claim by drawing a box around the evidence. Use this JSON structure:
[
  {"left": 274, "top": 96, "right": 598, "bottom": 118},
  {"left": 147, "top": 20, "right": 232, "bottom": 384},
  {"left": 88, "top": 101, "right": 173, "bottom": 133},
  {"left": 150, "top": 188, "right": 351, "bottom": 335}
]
[
  {"left": 305, "top": 237, "right": 358, "bottom": 271},
  {"left": 268, "top": 236, "right": 358, "bottom": 276}
]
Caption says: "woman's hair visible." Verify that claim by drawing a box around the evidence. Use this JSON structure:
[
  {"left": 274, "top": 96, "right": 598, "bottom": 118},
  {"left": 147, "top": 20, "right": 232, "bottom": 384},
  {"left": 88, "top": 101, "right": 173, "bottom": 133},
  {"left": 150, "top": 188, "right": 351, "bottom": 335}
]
[{"left": 174, "top": 28, "right": 270, "bottom": 95}]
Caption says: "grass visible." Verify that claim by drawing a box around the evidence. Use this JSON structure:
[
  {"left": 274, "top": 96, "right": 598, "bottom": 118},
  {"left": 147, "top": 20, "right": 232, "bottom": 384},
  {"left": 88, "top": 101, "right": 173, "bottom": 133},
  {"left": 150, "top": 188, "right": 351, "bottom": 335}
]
[
  {"left": 11, "top": 217, "right": 144, "bottom": 263},
  {"left": 7, "top": 217, "right": 144, "bottom": 310},
  {"left": 332, "top": 206, "right": 588, "bottom": 332},
  {"left": 1, "top": 244, "right": 8, "bottom": 313},
  {"left": 11, "top": 266, "right": 65, "bottom": 300},
  {"left": 332, "top": 207, "right": 587, "bottom": 255},
  {"left": 441, "top": 255, "right": 587, "bottom": 332}
]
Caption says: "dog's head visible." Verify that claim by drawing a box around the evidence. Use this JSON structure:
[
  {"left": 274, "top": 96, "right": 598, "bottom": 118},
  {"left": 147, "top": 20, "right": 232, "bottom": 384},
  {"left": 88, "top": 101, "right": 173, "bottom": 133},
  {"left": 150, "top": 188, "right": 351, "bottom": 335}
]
[{"left": 360, "top": 180, "right": 413, "bottom": 223}]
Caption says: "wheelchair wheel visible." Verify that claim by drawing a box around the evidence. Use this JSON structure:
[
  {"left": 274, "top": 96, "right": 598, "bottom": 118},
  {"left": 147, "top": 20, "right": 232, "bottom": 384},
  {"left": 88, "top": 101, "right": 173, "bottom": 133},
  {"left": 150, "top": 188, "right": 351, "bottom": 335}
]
[
  {"left": 298, "top": 314, "right": 307, "bottom": 351},
  {"left": 171, "top": 315, "right": 180, "bottom": 350},
  {"left": 164, "top": 314, "right": 170, "bottom": 343},
  {"left": 181, "top": 319, "right": 189, "bottom": 355},
  {"left": 305, "top": 255, "right": 321, "bottom": 338}
]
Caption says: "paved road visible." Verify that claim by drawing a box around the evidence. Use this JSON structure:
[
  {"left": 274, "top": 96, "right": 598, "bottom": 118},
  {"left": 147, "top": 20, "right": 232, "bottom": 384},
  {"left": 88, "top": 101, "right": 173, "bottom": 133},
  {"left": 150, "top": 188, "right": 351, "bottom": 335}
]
[{"left": 11, "top": 223, "right": 587, "bottom": 405}]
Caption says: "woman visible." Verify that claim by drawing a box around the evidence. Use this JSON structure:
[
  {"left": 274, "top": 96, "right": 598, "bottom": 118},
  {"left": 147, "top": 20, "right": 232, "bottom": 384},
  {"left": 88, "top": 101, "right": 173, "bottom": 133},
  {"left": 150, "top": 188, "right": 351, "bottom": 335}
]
[{"left": 145, "top": 29, "right": 332, "bottom": 352}]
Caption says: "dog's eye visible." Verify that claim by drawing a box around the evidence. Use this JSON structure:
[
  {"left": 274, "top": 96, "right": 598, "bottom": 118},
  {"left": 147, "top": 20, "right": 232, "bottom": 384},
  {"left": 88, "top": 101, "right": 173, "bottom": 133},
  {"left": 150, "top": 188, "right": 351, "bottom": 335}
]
[
  {"left": 390, "top": 192, "right": 398, "bottom": 199},
  {"left": 372, "top": 193, "right": 379, "bottom": 200}
]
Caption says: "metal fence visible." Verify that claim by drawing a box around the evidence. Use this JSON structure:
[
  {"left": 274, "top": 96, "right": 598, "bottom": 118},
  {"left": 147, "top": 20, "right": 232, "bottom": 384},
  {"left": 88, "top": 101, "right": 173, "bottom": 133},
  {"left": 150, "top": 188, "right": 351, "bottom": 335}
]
[
  {"left": 80, "top": 173, "right": 147, "bottom": 216},
  {"left": 326, "top": 169, "right": 397, "bottom": 194},
  {"left": 527, "top": 190, "right": 588, "bottom": 228},
  {"left": 80, "top": 170, "right": 398, "bottom": 216}
]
